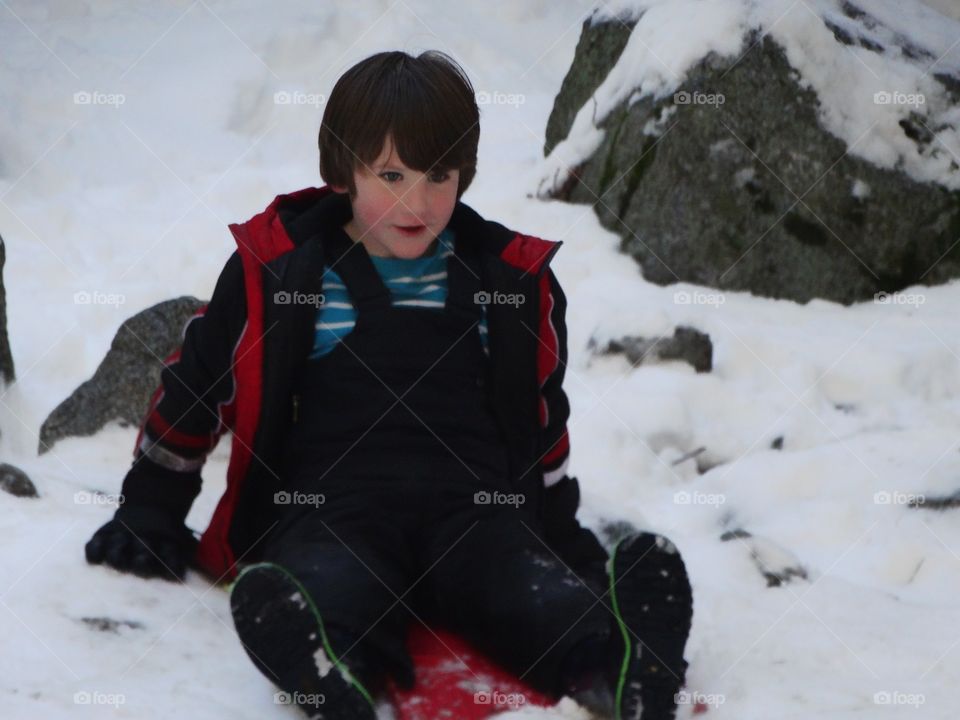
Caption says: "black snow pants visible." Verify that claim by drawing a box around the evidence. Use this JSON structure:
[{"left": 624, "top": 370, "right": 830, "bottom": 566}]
[{"left": 259, "top": 227, "right": 609, "bottom": 696}]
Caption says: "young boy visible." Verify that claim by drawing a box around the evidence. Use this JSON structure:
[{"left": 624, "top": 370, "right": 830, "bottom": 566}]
[{"left": 84, "top": 50, "right": 693, "bottom": 719}]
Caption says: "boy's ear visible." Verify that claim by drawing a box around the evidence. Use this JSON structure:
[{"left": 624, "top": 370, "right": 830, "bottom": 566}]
[{"left": 329, "top": 184, "right": 349, "bottom": 194}]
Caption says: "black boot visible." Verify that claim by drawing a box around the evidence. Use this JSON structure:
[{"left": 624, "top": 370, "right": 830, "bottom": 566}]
[
  {"left": 229, "top": 562, "right": 379, "bottom": 720},
  {"left": 607, "top": 532, "right": 693, "bottom": 720}
]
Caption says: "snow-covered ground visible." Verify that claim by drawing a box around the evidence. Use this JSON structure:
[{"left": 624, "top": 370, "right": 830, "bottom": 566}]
[{"left": 2, "top": 1, "right": 960, "bottom": 718}]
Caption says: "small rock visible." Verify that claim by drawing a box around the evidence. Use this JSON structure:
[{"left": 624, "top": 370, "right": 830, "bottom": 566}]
[
  {"left": 0, "top": 463, "right": 37, "bottom": 498},
  {"left": 592, "top": 325, "right": 713, "bottom": 373},
  {"left": 80, "top": 616, "right": 144, "bottom": 633},
  {"left": 909, "top": 490, "right": 960, "bottom": 510},
  {"left": 721, "top": 528, "right": 807, "bottom": 586}
]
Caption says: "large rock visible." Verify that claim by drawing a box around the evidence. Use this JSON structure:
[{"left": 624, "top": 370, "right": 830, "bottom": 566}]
[
  {"left": 39, "top": 297, "right": 205, "bottom": 453},
  {"left": 542, "top": 7, "right": 960, "bottom": 305}
]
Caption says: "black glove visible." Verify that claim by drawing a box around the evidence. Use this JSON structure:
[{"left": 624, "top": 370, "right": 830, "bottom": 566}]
[
  {"left": 85, "top": 453, "right": 201, "bottom": 581},
  {"left": 541, "top": 475, "right": 608, "bottom": 579},
  {"left": 85, "top": 505, "right": 198, "bottom": 581}
]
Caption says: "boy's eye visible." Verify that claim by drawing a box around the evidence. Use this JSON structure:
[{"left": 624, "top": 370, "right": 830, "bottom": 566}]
[{"left": 379, "top": 170, "right": 451, "bottom": 183}]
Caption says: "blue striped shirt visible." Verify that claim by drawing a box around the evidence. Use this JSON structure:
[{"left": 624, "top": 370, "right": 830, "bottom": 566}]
[{"left": 310, "top": 228, "right": 489, "bottom": 359}]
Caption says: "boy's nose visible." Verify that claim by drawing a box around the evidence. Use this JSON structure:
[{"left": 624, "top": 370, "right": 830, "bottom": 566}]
[{"left": 399, "top": 181, "right": 429, "bottom": 221}]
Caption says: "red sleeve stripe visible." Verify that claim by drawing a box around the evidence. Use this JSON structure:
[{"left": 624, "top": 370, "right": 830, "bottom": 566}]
[
  {"left": 536, "top": 272, "right": 559, "bottom": 429},
  {"left": 146, "top": 409, "right": 218, "bottom": 451}
]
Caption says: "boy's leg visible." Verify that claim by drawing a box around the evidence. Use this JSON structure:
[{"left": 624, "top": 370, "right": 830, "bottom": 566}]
[
  {"left": 417, "top": 498, "right": 610, "bottom": 698},
  {"left": 231, "top": 562, "right": 382, "bottom": 719},
  {"left": 231, "top": 505, "right": 419, "bottom": 718},
  {"left": 258, "top": 523, "right": 418, "bottom": 689},
  {"left": 418, "top": 494, "right": 693, "bottom": 720}
]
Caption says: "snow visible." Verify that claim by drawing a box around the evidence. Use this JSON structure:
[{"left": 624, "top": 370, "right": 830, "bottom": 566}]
[{"left": 2, "top": 0, "right": 960, "bottom": 719}]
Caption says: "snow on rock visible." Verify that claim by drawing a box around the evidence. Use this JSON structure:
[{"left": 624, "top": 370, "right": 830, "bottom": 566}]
[{"left": 540, "top": 0, "right": 960, "bottom": 195}]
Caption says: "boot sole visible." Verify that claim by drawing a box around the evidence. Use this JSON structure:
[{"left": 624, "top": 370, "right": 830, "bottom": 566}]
[
  {"left": 229, "top": 562, "right": 378, "bottom": 720},
  {"left": 609, "top": 533, "right": 693, "bottom": 720}
]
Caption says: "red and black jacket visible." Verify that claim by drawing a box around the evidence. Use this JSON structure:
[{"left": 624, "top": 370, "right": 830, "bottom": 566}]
[{"left": 126, "top": 186, "right": 578, "bottom": 580}]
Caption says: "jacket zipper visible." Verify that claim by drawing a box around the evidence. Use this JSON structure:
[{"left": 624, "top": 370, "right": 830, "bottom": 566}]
[{"left": 291, "top": 393, "right": 299, "bottom": 423}]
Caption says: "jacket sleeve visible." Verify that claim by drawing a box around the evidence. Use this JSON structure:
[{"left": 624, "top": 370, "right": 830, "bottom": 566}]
[
  {"left": 537, "top": 267, "right": 571, "bottom": 487},
  {"left": 121, "top": 251, "right": 247, "bottom": 518}
]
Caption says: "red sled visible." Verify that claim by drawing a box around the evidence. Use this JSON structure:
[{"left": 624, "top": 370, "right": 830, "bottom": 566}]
[{"left": 387, "top": 625, "right": 554, "bottom": 719}]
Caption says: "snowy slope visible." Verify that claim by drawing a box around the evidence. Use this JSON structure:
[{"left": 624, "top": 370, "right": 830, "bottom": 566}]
[{"left": 2, "top": 1, "right": 960, "bottom": 718}]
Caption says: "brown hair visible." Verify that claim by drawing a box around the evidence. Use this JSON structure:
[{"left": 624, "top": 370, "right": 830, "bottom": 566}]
[{"left": 318, "top": 50, "right": 480, "bottom": 199}]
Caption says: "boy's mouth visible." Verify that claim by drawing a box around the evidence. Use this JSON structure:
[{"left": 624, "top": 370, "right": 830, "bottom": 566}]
[{"left": 396, "top": 225, "right": 426, "bottom": 235}]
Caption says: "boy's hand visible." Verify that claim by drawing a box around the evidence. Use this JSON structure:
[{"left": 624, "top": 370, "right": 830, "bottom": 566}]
[{"left": 85, "top": 505, "right": 197, "bottom": 582}]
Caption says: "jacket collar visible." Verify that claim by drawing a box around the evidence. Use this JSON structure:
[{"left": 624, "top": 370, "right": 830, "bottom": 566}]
[{"left": 228, "top": 185, "right": 562, "bottom": 275}]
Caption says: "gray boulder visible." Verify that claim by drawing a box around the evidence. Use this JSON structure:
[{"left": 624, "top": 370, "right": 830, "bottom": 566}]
[
  {"left": 543, "top": 10, "right": 960, "bottom": 305},
  {"left": 39, "top": 297, "right": 205, "bottom": 453}
]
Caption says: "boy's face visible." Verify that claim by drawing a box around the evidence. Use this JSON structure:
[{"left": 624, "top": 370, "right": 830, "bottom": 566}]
[{"left": 333, "top": 135, "right": 460, "bottom": 259}]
